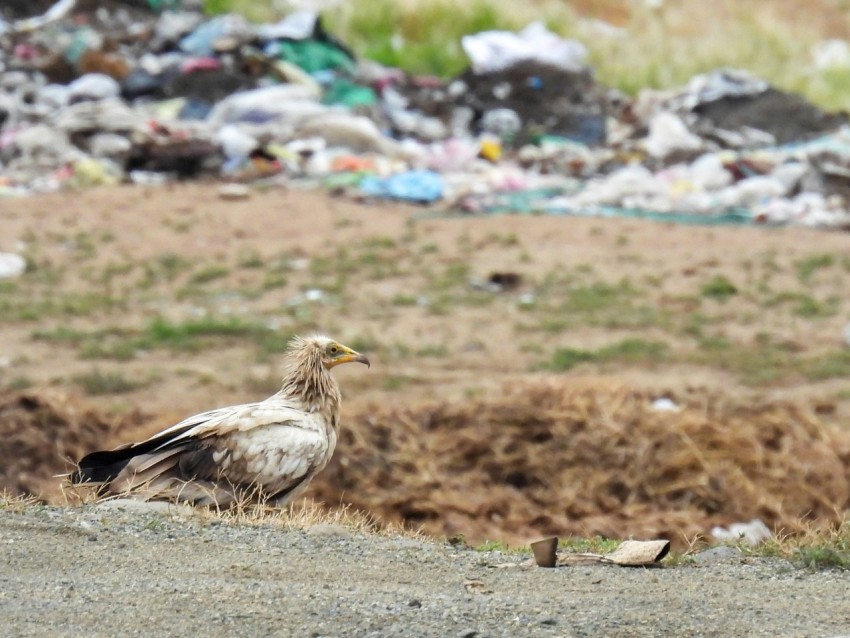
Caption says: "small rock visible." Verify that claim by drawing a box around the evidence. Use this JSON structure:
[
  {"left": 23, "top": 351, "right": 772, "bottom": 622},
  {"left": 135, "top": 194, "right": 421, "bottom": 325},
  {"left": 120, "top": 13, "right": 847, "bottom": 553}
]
[
  {"left": 217, "top": 183, "right": 251, "bottom": 201},
  {"left": 458, "top": 631, "right": 478, "bottom": 638},
  {"left": 540, "top": 618, "right": 558, "bottom": 626},
  {"left": 407, "top": 599, "right": 422, "bottom": 608},
  {"left": 93, "top": 499, "right": 195, "bottom": 518}
]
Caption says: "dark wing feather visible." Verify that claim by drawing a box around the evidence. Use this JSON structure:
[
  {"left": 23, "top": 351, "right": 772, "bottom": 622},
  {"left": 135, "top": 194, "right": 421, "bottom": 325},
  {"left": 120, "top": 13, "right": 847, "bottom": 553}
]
[{"left": 71, "top": 424, "right": 195, "bottom": 484}]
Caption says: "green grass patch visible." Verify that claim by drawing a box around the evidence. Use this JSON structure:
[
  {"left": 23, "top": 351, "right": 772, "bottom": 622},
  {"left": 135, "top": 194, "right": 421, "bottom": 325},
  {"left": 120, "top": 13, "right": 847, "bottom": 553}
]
[
  {"left": 33, "top": 317, "right": 296, "bottom": 359},
  {"left": 537, "top": 279, "right": 666, "bottom": 331},
  {"left": 794, "top": 545, "right": 850, "bottom": 570},
  {"left": 700, "top": 275, "right": 738, "bottom": 300},
  {"left": 189, "top": 265, "right": 230, "bottom": 285},
  {"left": 75, "top": 369, "right": 145, "bottom": 395},
  {"left": 795, "top": 254, "right": 835, "bottom": 282},
  {"left": 801, "top": 350, "right": 850, "bottom": 381},
  {"left": 548, "top": 338, "right": 668, "bottom": 371},
  {"left": 765, "top": 291, "right": 841, "bottom": 318},
  {"left": 0, "top": 293, "right": 119, "bottom": 322},
  {"left": 475, "top": 539, "right": 531, "bottom": 554}
]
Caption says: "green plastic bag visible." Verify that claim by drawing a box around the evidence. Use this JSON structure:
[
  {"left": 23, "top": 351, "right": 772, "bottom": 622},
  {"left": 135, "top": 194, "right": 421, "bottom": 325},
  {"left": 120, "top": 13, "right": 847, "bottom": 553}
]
[
  {"left": 277, "top": 39, "right": 354, "bottom": 74},
  {"left": 322, "top": 80, "right": 377, "bottom": 107},
  {"left": 146, "top": 0, "right": 182, "bottom": 10}
]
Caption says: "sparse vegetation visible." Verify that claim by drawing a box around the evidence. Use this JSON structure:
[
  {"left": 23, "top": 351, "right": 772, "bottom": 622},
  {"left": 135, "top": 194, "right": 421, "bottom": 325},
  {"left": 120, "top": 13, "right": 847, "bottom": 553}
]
[
  {"left": 74, "top": 369, "right": 145, "bottom": 395},
  {"left": 700, "top": 275, "right": 738, "bottom": 300},
  {"left": 548, "top": 338, "right": 668, "bottom": 371},
  {"left": 795, "top": 253, "right": 835, "bottom": 282}
]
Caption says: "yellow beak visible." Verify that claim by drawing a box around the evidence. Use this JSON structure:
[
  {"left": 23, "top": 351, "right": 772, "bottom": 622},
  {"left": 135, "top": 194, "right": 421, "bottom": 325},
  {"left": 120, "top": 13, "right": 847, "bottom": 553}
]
[{"left": 329, "top": 347, "right": 370, "bottom": 368}]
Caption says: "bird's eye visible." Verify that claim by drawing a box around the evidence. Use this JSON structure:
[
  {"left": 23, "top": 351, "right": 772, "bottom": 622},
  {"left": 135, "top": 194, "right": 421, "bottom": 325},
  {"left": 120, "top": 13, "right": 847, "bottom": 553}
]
[{"left": 329, "top": 345, "right": 339, "bottom": 354}]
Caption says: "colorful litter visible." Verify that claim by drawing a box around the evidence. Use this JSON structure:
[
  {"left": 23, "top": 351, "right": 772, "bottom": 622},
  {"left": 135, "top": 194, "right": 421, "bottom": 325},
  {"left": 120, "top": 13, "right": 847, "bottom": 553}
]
[{"left": 1, "top": 1, "right": 849, "bottom": 229}]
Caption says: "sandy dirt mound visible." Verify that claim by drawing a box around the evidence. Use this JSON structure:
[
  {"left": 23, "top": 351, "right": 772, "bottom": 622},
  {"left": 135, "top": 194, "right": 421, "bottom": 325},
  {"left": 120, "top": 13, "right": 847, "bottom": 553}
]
[
  {"left": 0, "top": 390, "right": 143, "bottom": 500},
  {"left": 311, "top": 378, "right": 850, "bottom": 546}
]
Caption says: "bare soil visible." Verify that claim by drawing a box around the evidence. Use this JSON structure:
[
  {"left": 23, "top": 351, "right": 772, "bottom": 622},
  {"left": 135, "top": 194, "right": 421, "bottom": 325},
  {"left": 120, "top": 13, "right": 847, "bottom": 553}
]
[{"left": 1, "top": 184, "right": 850, "bottom": 545}]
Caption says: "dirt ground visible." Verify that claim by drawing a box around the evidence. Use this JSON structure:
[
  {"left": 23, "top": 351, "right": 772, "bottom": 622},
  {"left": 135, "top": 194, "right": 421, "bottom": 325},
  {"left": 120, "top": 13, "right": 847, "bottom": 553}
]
[
  {"left": 2, "top": 183, "right": 850, "bottom": 544},
  {"left": 2, "top": 183, "right": 849, "bottom": 414}
]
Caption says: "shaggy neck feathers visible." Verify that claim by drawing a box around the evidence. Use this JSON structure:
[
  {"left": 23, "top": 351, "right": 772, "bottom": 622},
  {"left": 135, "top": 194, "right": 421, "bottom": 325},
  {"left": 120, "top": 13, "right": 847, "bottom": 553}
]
[{"left": 278, "top": 338, "right": 341, "bottom": 423}]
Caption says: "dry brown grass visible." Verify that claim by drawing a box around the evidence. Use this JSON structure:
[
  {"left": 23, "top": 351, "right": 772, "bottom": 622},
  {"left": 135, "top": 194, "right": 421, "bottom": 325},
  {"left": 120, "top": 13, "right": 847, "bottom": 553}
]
[
  {"left": 203, "top": 496, "right": 418, "bottom": 537},
  {"left": 4, "top": 381, "right": 850, "bottom": 553},
  {"left": 311, "top": 378, "right": 850, "bottom": 549}
]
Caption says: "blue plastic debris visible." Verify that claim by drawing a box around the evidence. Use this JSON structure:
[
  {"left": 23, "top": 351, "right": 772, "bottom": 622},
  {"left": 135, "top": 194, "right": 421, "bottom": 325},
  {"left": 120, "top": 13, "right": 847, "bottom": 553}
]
[{"left": 360, "top": 170, "right": 444, "bottom": 204}]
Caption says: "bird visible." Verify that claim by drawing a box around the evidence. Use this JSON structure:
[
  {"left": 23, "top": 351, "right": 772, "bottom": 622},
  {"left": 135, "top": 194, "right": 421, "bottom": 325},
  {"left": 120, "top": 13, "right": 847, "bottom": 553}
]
[{"left": 70, "top": 335, "right": 370, "bottom": 507}]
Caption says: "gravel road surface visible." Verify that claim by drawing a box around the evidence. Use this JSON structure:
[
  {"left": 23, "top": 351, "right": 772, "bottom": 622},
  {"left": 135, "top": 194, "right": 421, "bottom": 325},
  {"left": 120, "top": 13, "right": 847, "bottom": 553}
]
[{"left": 2, "top": 504, "right": 849, "bottom": 638}]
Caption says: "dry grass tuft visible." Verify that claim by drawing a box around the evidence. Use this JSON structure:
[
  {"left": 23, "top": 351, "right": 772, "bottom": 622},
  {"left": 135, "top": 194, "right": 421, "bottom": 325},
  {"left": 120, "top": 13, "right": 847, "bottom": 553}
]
[
  {"left": 0, "top": 490, "right": 40, "bottom": 512},
  {"left": 205, "top": 496, "right": 416, "bottom": 537}
]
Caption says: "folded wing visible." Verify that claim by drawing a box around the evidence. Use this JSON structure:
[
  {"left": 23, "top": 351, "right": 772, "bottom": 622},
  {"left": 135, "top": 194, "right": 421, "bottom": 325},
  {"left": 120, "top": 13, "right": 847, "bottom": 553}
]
[{"left": 73, "top": 398, "right": 332, "bottom": 505}]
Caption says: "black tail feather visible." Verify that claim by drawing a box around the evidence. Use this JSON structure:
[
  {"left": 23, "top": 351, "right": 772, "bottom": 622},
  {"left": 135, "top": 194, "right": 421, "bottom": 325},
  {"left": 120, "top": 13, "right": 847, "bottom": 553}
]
[{"left": 71, "top": 425, "right": 194, "bottom": 484}]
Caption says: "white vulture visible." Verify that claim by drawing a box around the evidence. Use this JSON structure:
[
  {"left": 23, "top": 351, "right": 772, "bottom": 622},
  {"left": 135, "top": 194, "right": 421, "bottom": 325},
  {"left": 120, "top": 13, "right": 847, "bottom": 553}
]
[{"left": 71, "top": 335, "right": 369, "bottom": 506}]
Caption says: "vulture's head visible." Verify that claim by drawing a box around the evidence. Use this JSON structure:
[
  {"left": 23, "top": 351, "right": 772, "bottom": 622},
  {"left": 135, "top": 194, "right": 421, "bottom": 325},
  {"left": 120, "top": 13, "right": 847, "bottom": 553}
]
[{"left": 290, "top": 335, "right": 370, "bottom": 371}]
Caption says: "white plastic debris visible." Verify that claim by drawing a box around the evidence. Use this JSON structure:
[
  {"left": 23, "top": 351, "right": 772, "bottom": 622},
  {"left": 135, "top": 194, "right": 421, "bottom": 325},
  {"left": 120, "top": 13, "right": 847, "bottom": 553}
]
[
  {"left": 67, "top": 73, "right": 121, "bottom": 102},
  {"left": 255, "top": 11, "right": 318, "bottom": 40},
  {"left": 481, "top": 108, "right": 522, "bottom": 137},
  {"left": 0, "top": 253, "right": 26, "bottom": 279},
  {"left": 461, "top": 21, "right": 588, "bottom": 74},
  {"left": 811, "top": 39, "right": 850, "bottom": 70},
  {"left": 679, "top": 68, "right": 769, "bottom": 109},
  {"left": 295, "top": 112, "right": 405, "bottom": 157},
  {"left": 216, "top": 125, "right": 259, "bottom": 160},
  {"left": 645, "top": 112, "right": 703, "bottom": 159},
  {"left": 754, "top": 192, "right": 850, "bottom": 228},
  {"left": 89, "top": 132, "right": 132, "bottom": 159},
  {"left": 688, "top": 153, "right": 733, "bottom": 190},
  {"left": 14, "top": 124, "right": 81, "bottom": 165},
  {"left": 154, "top": 10, "right": 204, "bottom": 44},
  {"left": 55, "top": 98, "right": 142, "bottom": 134},
  {"left": 711, "top": 519, "right": 772, "bottom": 545},
  {"left": 575, "top": 165, "right": 665, "bottom": 206},
  {"left": 207, "top": 84, "right": 322, "bottom": 126},
  {"left": 11, "top": 0, "right": 76, "bottom": 32},
  {"left": 651, "top": 397, "right": 680, "bottom": 412}
]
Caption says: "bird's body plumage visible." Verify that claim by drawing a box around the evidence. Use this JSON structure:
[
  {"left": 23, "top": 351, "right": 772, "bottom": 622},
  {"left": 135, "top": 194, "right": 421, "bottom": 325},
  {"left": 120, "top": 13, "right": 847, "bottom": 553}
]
[{"left": 71, "top": 335, "right": 368, "bottom": 506}]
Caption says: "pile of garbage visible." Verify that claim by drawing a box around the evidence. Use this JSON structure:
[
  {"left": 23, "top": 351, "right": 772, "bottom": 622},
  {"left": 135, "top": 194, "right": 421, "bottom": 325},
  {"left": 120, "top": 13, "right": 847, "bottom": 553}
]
[{"left": 2, "top": 1, "right": 850, "bottom": 229}]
